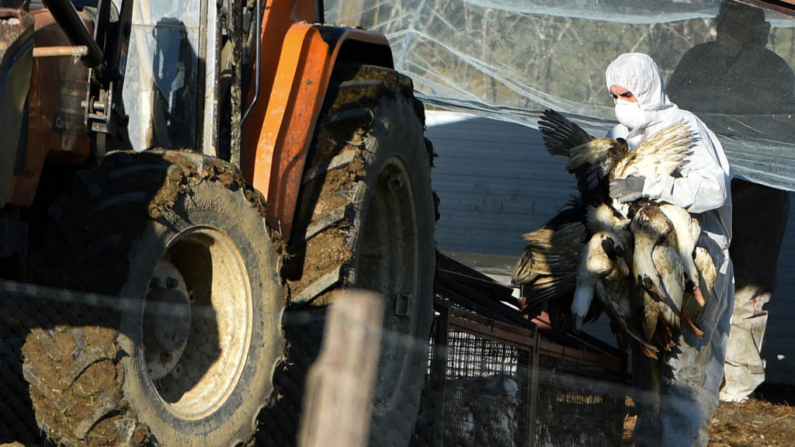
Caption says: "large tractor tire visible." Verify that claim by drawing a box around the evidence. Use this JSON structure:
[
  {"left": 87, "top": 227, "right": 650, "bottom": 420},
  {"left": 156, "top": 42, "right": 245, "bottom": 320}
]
[
  {"left": 285, "top": 65, "right": 436, "bottom": 446},
  {"left": 22, "top": 151, "right": 284, "bottom": 446}
]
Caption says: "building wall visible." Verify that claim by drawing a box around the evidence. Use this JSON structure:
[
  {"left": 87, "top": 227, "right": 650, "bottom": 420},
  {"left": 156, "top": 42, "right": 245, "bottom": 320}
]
[
  {"left": 426, "top": 111, "right": 795, "bottom": 385},
  {"left": 427, "top": 112, "right": 577, "bottom": 258}
]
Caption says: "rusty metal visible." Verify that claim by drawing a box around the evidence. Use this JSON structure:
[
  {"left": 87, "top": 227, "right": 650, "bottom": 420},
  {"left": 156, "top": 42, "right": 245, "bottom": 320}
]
[
  {"left": 534, "top": 353, "right": 626, "bottom": 446},
  {"left": 528, "top": 334, "right": 540, "bottom": 445},
  {"left": 435, "top": 276, "right": 530, "bottom": 328},
  {"left": 8, "top": 9, "right": 91, "bottom": 207}
]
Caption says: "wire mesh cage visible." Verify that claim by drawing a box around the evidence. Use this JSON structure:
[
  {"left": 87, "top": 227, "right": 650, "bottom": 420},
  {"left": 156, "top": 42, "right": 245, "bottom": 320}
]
[
  {"left": 409, "top": 306, "right": 535, "bottom": 447},
  {"left": 414, "top": 292, "right": 627, "bottom": 447},
  {"left": 442, "top": 324, "right": 533, "bottom": 447},
  {"left": 534, "top": 352, "right": 626, "bottom": 447}
]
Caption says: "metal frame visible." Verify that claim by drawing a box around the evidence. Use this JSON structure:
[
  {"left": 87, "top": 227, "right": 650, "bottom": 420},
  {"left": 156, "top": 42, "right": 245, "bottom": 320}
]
[
  {"left": 429, "top": 301, "right": 537, "bottom": 447},
  {"left": 427, "top": 253, "right": 628, "bottom": 447},
  {"left": 201, "top": 0, "right": 221, "bottom": 157}
]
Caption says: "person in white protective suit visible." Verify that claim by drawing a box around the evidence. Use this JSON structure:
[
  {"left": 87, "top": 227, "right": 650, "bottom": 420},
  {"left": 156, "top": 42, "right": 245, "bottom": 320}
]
[{"left": 605, "top": 53, "right": 734, "bottom": 447}]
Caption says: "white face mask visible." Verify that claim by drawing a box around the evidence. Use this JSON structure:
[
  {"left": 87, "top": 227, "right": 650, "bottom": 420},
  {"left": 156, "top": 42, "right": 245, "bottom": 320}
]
[{"left": 614, "top": 99, "right": 653, "bottom": 131}]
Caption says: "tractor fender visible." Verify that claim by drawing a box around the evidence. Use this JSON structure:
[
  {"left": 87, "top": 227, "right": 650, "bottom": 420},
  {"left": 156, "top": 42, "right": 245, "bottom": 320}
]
[{"left": 243, "top": 22, "right": 393, "bottom": 242}]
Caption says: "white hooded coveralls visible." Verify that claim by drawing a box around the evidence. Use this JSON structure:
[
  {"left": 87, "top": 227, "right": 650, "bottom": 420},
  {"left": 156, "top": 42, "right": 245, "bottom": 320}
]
[{"left": 605, "top": 53, "right": 734, "bottom": 447}]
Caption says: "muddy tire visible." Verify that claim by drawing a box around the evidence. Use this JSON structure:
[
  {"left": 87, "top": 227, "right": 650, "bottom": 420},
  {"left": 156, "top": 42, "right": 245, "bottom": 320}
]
[
  {"left": 22, "top": 151, "right": 284, "bottom": 446},
  {"left": 0, "top": 322, "right": 41, "bottom": 446},
  {"left": 287, "top": 65, "right": 435, "bottom": 446}
]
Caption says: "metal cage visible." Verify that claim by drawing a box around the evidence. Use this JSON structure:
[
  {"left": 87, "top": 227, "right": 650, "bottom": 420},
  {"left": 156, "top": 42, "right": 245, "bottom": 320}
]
[{"left": 414, "top": 255, "right": 628, "bottom": 446}]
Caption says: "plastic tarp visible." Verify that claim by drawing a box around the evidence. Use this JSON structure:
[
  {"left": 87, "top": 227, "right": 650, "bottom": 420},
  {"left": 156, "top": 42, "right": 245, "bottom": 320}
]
[
  {"left": 326, "top": 0, "right": 795, "bottom": 191},
  {"left": 122, "top": 0, "right": 201, "bottom": 150}
]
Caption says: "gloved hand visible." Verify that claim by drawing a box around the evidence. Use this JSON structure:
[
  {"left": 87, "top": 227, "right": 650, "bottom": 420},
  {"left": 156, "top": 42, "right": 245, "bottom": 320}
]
[{"left": 610, "top": 176, "right": 646, "bottom": 203}]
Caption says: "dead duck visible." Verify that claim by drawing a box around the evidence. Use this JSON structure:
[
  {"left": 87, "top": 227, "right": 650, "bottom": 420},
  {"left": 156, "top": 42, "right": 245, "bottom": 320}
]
[
  {"left": 586, "top": 201, "right": 631, "bottom": 235},
  {"left": 582, "top": 204, "right": 661, "bottom": 356},
  {"left": 511, "top": 206, "right": 587, "bottom": 300},
  {"left": 659, "top": 204, "right": 707, "bottom": 307},
  {"left": 538, "top": 110, "right": 700, "bottom": 343},
  {"left": 631, "top": 203, "right": 676, "bottom": 308},
  {"left": 652, "top": 230, "right": 685, "bottom": 332},
  {"left": 597, "top": 249, "right": 660, "bottom": 358},
  {"left": 631, "top": 202, "right": 704, "bottom": 342},
  {"left": 570, "top": 229, "right": 659, "bottom": 357},
  {"left": 637, "top": 246, "right": 683, "bottom": 353}
]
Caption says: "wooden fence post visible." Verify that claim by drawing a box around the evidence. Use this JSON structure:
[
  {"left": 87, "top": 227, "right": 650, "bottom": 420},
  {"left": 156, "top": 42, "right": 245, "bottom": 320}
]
[{"left": 298, "top": 290, "right": 384, "bottom": 447}]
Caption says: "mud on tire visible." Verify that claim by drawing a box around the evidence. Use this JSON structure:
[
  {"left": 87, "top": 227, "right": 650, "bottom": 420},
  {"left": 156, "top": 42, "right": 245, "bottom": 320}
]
[
  {"left": 285, "top": 64, "right": 436, "bottom": 446},
  {"left": 22, "top": 151, "right": 284, "bottom": 446}
]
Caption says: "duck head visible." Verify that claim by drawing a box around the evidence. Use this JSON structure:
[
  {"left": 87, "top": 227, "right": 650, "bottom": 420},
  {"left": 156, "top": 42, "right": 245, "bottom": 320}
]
[
  {"left": 601, "top": 235, "right": 631, "bottom": 277},
  {"left": 571, "top": 231, "right": 630, "bottom": 332},
  {"left": 586, "top": 203, "right": 631, "bottom": 234}
]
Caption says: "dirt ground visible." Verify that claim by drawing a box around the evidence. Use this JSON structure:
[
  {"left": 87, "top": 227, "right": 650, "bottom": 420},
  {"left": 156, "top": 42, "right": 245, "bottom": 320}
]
[{"left": 622, "top": 391, "right": 795, "bottom": 446}]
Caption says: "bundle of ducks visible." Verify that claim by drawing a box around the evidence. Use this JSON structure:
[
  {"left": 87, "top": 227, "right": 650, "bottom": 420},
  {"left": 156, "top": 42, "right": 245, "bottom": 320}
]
[{"left": 512, "top": 110, "right": 718, "bottom": 359}]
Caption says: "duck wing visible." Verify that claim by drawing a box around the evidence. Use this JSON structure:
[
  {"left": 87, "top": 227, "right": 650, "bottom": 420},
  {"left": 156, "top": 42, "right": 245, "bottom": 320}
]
[
  {"left": 512, "top": 221, "right": 587, "bottom": 305},
  {"left": 641, "top": 290, "right": 659, "bottom": 342},
  {"left": 694, "top": 246, "right": 718, "bottom": 300},
  {"left": 566, "top": 138, "right": 629, "bottom": 194},
  {"left": 613, "top": 119, "right": 696, "bottom": 179},
  {"left": 538, "top": 109, "right": 593, "bottom": 158}
]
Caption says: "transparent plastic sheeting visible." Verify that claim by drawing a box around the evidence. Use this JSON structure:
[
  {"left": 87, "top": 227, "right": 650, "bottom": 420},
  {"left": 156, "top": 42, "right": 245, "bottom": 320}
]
[
  {"left": 326, "top": 0, "right": 795, "bottom": 192},
  {"left": 122, "top": 0, "right": 201, "bottom": 151}
]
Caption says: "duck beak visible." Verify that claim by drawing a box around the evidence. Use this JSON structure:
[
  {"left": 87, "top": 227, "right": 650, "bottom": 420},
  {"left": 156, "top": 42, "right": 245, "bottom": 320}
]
[
  {"left": 573, "top": 315, "right": 584, "bottom": 334},
  {"left": 651, "top": 281, "right": 666, "bottom": 302},
  {"left": 616, "top": 257, "right": 631, "bottom": 276},
  {"left": 640, "top": 275, "right": 663, "bottom": 298},
  {"left": 655, "top": 279, "right": 682, "bottom": 315},
  {"left": 693, "top": 286, "right": 706, "bottom": 307},
  {"left": 641, "top": 275, "right": 681, "bottom": 314}
]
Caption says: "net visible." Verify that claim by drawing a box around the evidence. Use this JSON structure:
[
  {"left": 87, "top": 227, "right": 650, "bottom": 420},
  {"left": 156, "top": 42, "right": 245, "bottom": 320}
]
[{"left": 327, "top": 0, "right": 795, "bottom": 191}]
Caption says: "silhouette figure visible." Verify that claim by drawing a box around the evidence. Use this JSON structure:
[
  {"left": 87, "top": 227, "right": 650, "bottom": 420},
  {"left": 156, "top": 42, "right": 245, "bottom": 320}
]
[{"left": 668, "top": 0, "right": 794, "bottom": 403}]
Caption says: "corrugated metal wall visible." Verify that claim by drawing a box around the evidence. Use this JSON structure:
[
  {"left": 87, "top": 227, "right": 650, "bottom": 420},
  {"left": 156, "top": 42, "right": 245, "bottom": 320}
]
[
  {"left": 426, "top": 111, "right": 795, "bottom": 385},
  {"left": 427, "top": 113, "right": 577, "bottom": 258}
]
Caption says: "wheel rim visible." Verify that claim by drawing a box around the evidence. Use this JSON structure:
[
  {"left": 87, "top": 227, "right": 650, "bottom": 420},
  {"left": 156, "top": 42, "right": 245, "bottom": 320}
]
[
  {"left": 142, "top": 227, "right": 252, "bottom": 419},
  {"left": 359, "top": 157, "right": 420, "bottom": 416}
]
